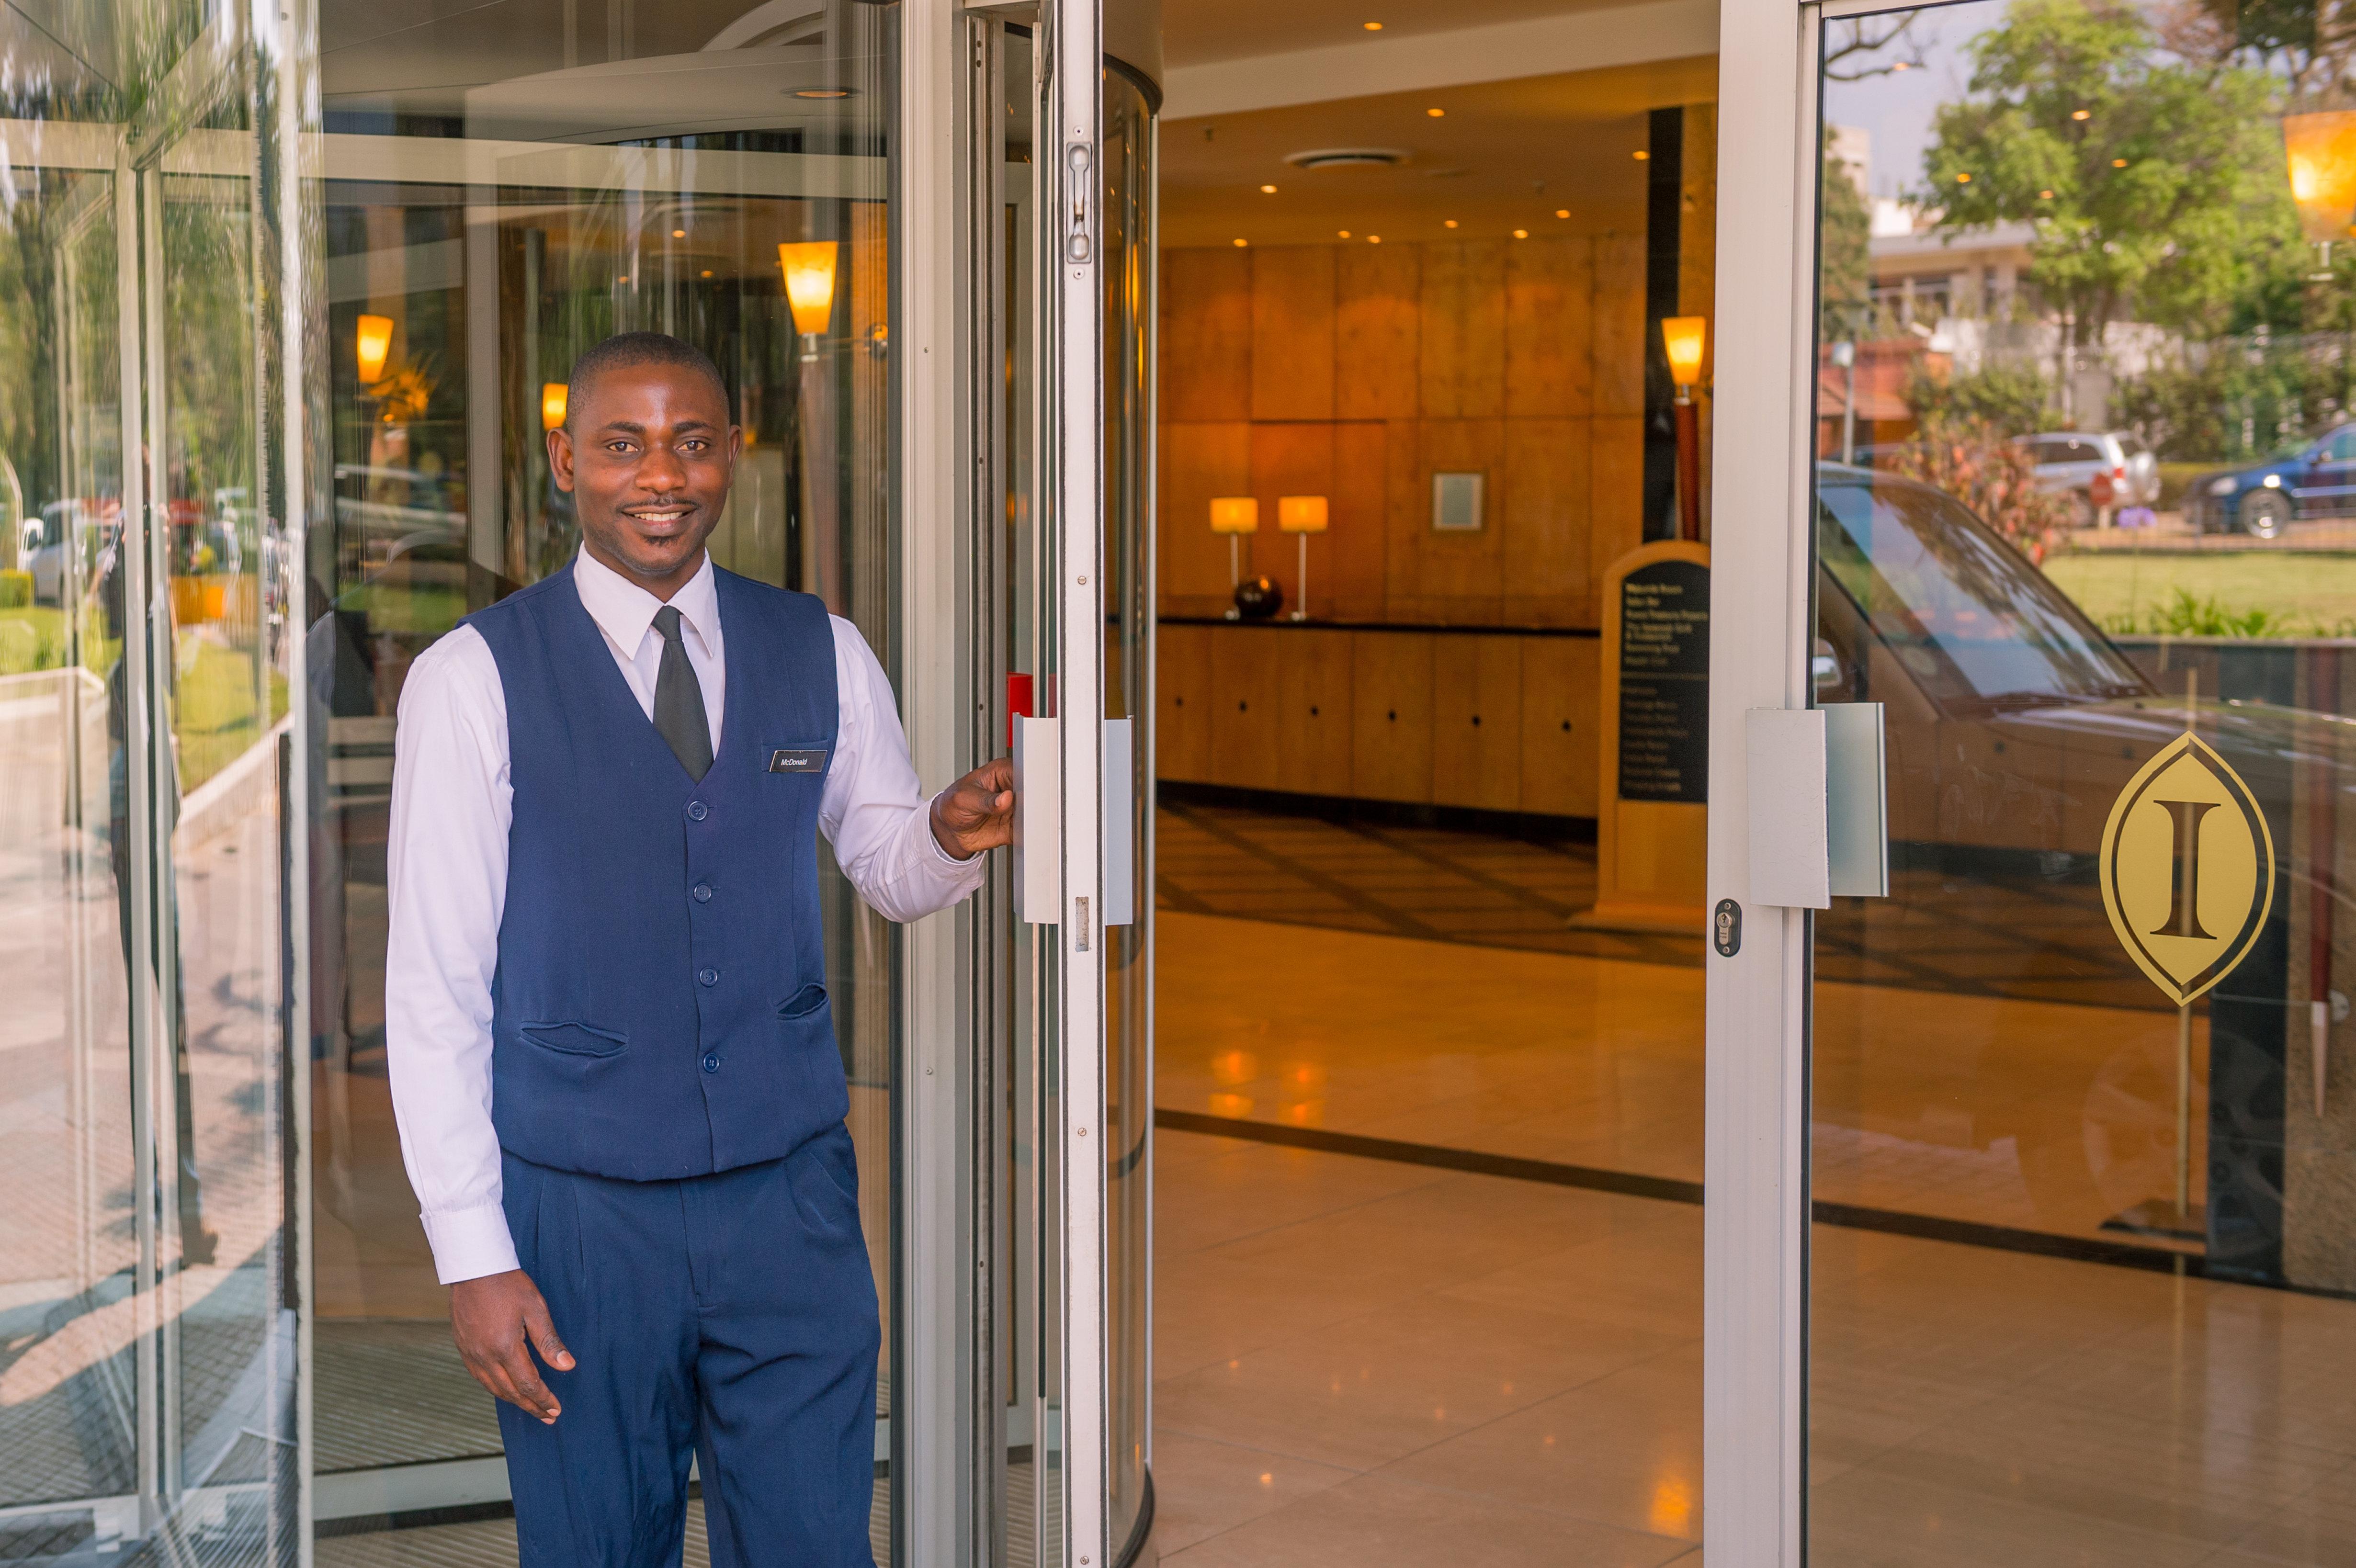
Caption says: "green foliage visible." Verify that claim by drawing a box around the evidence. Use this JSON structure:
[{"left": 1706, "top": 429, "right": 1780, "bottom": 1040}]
[
  {"left": 0, "top": 570, "right": 29, "bottom": 610},
  {"left": 2102, "top": 587, "right": 2288, "bottom": 636},
  {"left": 1820, "top": 130, "right": 1874, "bottom": 339},
  {"left": 1884, "top": 412, "right": 2084, "bottom": 555},
  {"left": 1924, "top": 0, "right": 2300, "bottom": 343},
  {"left": 1906, "top": 361, "right": 2054, "bottom": 433},
  {"left": 2109, "top": 336, "right": 2351, "bottom": 460}
]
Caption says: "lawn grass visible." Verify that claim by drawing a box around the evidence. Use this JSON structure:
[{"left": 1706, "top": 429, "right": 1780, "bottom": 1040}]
[{"left": 2040, "top": 552, "right": 2356, "bottom": 635}]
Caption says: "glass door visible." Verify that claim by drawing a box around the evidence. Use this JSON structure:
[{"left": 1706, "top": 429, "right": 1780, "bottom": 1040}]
[{"left": 0, "top": 1, "right": 309, "bottom": 1560}]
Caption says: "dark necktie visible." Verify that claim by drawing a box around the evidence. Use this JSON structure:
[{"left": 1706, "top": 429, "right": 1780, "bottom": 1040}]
[{"left": 650, "top": 605, "right": 713, "bottom": 781}]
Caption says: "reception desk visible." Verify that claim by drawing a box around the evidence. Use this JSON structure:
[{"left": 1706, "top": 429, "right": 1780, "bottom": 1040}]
[{"left": 1156, "top": 619, "right": 1601, "bottom": 819}]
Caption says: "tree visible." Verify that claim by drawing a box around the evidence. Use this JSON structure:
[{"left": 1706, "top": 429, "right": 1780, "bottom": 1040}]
[
  {"left": 1923, "top": 0, "right": 2300, "bottom": 394},
  {"left": 1820, "top": 129, "right": 1873, "bottom": 339}
]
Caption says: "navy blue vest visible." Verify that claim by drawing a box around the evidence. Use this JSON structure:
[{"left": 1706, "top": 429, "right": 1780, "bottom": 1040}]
[{"left": 465, "top": 564, "right": 843, "bottom": 1181}]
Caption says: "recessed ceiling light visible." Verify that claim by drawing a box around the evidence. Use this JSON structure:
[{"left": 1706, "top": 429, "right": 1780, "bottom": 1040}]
[
  {"left": 1233, "top": 237, "right": 1248, "bottom": 247},
  {"left": 2039, "top": 190, "right": 2054, "bottom": 199},
  {"left": 1892, "top": 60, "right": 1911, "bottom": 70},
  {"left": 672, "top": 228, "right": 686, "bottom": 237},
  {"left": 617, "top": 275, "right": 630, "bottom": 284},
  {"left": 701, "top": 269, "right": 714, "bottom": 277},
  {"left": 1260, "top": 183, "right": 1278, "bottom": 193},
  {"left": 1363, "top": 19, "right": 1382, "bottom": 28},
  {"left": 1444, "top": 219, "right": 1458, "bottom": 228},
  {"left": 1555, "top": 208, "right": 1570, "bottom": 218},
  {"left": 2112, "top": 157, "right": 2128, "bottom": 167},
  {"left": 1426, "top": 107, "right": 1445, "bottom": 118},
  {"left": 1633, "top": 149, "right": 1649, "bottom": 161},
  {"left": 1956, "top": 172, "right": 1971, "bottom": 182},
  {"left": 1368, "top": 235, "right": 1382, "bottom": 244},
  {"left": 1513, "top": 228, "right": 1529, "bottom": 238},
  {"left": 793, "top": 87, "right": 855, "bottom": 99},
  {"left": 1338, "top": 229, "right": 1352, "bottom": 238},
  {"left": 2072, "top": 108, "right": 2091, "bottom": 120}
]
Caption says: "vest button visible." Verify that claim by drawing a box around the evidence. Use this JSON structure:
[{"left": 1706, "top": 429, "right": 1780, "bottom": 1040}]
[
  {"left": 702, "top": 1052, "right": 721, "bottom": 1073},
  {"left": 685, "top": 800, "right": 709, "bottom": 821},
  {"left": 692, "top": 882, "right": 714, "bottom": 902},
  {"left": 697, "top": 967, "right": 719, "bottom": 986}
]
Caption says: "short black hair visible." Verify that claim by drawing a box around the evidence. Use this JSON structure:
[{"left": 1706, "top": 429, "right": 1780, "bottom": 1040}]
[{"left": 564, "top": 332, "right": 729, "bottom": 430}]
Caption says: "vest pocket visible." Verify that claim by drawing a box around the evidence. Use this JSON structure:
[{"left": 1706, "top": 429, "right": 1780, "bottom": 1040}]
[
  {"left": 778, "top": 982, "right": 828, "bottom": 1021},
  {"left": 518, "top": 1020, "right": 628, "bottom": 1058}
]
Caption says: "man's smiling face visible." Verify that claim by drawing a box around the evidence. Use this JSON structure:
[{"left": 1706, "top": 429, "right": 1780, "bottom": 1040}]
[{"left": 548, "top": 360, "right": 740, "bottom": 595}]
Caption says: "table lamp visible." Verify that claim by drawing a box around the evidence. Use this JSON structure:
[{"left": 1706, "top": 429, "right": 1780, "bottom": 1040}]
[
  {"left": 1279, "top": 495, "right": 1328, "bottom": 620},
  {"left": 1210, "top": 496, "right": 1257, "bottom": 619}
]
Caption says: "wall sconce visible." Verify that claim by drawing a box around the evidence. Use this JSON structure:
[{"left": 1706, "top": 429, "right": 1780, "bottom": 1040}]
[
  {"left": 542, "top": 382, "right": 569, "bottom": 432},
  {"left": 777, "top": 240, "right": 839, "bottom": 360},
  {"left": 2285, "top": 111, "right": 2356, "bottom": 272},
  {"left": 1279, "top": 495, "right": 1328, "bottom": 621},
  {"left": 355, "top": 313, "right": 393, "bottom": 384},
  {"left": 1210, "top": 496, "right": 1258, "bottom": 619},
  {"left": 1661, "top": 315, "right": 1708, "bottom": 541}
]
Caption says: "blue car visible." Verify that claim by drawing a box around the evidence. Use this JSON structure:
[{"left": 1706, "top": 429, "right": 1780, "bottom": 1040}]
[{"left": 2184, "top": 423, "right": 2356, "bottom": 537}]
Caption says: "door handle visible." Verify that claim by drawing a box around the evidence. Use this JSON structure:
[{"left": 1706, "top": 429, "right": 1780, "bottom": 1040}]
[
  {"left": 1744, "top": 702, "right": 1887, "bottom": 908},
  {"left": 1011, "top": 715, "right": 1137, "bottom": 927}
]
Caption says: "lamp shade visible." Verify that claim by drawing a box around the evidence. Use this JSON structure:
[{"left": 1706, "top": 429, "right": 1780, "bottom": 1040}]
[
  {"left": 777, "top": 241, "right": 839, "bottom": 336},
  {"left": 355, "top": 313, "right": 394, "bottom": 384},
  {"left": 1209, "top": 496, "right": 1259, "bottom": 534},
  {"left": 1279, "top": 495, "right": 1329, "bottom": 533},
  {"left": 1662, "top": 315, "right": 1707, "bottom": 387},
  {"left": 2285, "top": 111, "right": 2356, "bottom": 243},
  {"left": 542, "top": 382, "right": 569, "bottom": 431}
]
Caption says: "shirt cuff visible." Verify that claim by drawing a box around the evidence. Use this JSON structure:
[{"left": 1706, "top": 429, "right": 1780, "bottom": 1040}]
[{"left": 421, "top": 1202, "right": 521, "bottom": 1285}]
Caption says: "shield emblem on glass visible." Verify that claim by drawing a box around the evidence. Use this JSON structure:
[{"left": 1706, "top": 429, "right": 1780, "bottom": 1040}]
[{"left": 2099, "top": 732, "right": 2276, "bottom": 1007}]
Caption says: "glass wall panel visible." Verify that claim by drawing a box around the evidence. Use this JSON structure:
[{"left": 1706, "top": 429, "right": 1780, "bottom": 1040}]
[
  {"left": 0, "top": 1, "right": 309, "bottom": 1561},
  {"left": 1810, "top": 6, "right": 2356, "bottom": 1559},
  {"left": 307, "top": 1, "right": 904, "bottom": 1553}
]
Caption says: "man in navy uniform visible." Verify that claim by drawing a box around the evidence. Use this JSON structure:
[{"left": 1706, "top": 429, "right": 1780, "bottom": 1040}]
[{"left": 385, "top": 332, "right": 1010, "bottom": 1565}]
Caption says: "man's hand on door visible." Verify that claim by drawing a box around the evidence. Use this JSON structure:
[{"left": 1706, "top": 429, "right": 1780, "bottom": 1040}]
[{"left": 931, "top": 757, "right": 1015, "bottom": 859}]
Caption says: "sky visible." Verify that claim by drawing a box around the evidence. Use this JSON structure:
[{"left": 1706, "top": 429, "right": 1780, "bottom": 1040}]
[{"left": 1823, "top": 1, "right": 2004, "bottom": 202}]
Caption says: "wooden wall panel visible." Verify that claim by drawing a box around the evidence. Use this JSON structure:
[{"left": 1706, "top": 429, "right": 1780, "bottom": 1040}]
[
  {"left": 1505, "top": 237, "right": 1593, "bottom": 419},
  {"left": 1587, "top": 415, "right": 1646, "bottom": 624},
  {"left": 1275, "top": 630, "right": 1354, "bottom": 797},
  {"left": 1210, "top": 628, "right": 1282, "bottom": 790},
  {"left": 1336, "top": 245, "right": 1420, "bottom": 419},
  {"left": 1519, "top": 636, "right": 1600, "bottom": 818},
  {"left": 1501, "top": 418, "right": 1592, "bottom": 627},
  {"left": 1431, "top": 635, "right": 1524, "bottom": 812},
  {"left": 1327, "top": 421, "right": 1390, "bottom": 620},
  {"left": 1160, "top": 421, "right": 1253, "bottom": 617},
  {"left": 1350, "top": 632, "right": 1434, "bottom": 803},
  {"left": 1418, "top": 241, "right": 1506, "bottom": 419},
  {"left": 1162, "top": 247, "right": 1253, "bottom": 422},
  {"left": 1157, "top": 623, "right": 1214, "bottom": 783},
  {"left": 1388, "top": 419, "right": 1506, "bottom": 620},
  {"left": 1246, "top": 421, "right": 1335, "bottom": 593},
  {"left": 1591, "top": 234, "right": 1648, "bottom": 419},
  {"left": 1251, "top": 247, "right": 1337, "bottom": 421}
]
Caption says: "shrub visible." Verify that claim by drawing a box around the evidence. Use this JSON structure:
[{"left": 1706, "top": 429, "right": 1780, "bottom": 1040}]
[
  {"left": 1882, "top": 413, "right": 2082, "bottom": 560},
  {"left": 1906, "top": 362, "right": 2053, "bottom": 435},
  {"left": 0, "top": 569, "right": 30, "bottom": 609}
]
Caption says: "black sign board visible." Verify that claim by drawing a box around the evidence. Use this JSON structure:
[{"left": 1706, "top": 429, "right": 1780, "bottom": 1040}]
[{"left": 1616, "top": 559, "right": 1709, "bottom": 803}]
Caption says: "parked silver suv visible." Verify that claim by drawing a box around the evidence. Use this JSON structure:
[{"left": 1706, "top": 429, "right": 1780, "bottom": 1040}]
[{"left": 2012, "top": 430, "right": 2161, "bottom": 523}]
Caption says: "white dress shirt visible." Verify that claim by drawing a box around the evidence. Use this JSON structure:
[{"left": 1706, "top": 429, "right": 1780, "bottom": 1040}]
[{"left": 385, "top": 548, "right": 985, "bottom": 1284}]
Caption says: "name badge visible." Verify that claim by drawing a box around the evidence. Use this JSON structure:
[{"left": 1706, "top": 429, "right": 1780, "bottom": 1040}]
[{"left": 769, "top": 748, "right": 829, "bottom": 774}]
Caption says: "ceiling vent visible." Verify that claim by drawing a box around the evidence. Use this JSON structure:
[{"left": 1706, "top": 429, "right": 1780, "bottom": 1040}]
[{"left": 1283, "top": 147, "right": 1409, "bottom": 170}]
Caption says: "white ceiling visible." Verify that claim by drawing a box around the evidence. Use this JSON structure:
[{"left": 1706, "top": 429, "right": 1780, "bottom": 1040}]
[{"left": 1162, "top": 0, "right": 1645, "bottom": 68}]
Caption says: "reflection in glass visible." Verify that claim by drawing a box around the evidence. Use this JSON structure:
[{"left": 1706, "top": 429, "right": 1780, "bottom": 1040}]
[
  {"left": 0, "top": 1, "right": 306, "bottom": 1558},
  {"left": 1811, "top": 5, "right": 2356, "bottom": 1560}
]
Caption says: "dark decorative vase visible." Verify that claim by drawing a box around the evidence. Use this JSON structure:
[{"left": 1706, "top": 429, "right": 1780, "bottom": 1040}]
[{"left": 1233, "top": 576, "right": 1284, "bottom": 620}]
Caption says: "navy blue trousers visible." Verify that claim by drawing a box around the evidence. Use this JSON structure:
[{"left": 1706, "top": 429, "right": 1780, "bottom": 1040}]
[{"left": 495, "top": 1126, "right": 880, "bottom": 1568}]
